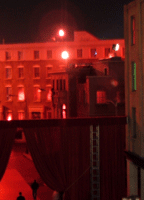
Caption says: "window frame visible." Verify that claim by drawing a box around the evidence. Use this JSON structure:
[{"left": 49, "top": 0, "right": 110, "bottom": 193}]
[
  {"left": 33, "top": 85, "right": 41, "bottom": 102},
  {"left": 5, "top": 66, "right": 12, "bottom": 79},
  {"left": 34, "top": 50, "right": 39, "bottom": 60},
  {"left": 47, "top": 50, "right": 52, "bottom": 59},
  {"left": 77, "top": 49, "right": 82, "bottom": 58},
  {"left": 6, "top": 85, "right": 12, "bottom": 101},
  {"left": 132, "top": 62, "right": 136, "bottom": 91},
  {"left": 96, "top": 91, "right": 106, "bottom": 104},
  {"left": 33, "top": 65, "right": 40, "bottom": 79},
  {"left": 17, "top": 85, "right": 25, "bottom": 102}
]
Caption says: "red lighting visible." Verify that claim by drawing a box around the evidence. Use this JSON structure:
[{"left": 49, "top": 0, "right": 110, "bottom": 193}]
[
  {"left": 7, "top": 113, "right": 12, "bottom": 121},
  {"left": 61, "top": 51, "right": 69, "bottom": 59},
  {"left": 111, "top": 80, "right": 118, "bottom": 87},
  {"left": 59, "top": 29, "right": 65, "bottom": 37}
]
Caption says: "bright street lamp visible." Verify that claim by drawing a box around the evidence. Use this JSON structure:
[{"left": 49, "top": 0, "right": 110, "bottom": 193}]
[
  {"left": 61, "top": 51, "right": 69, "bottom": 59},
  {"left": 59, "top": 29, "right": 65, "bottom": 37}
]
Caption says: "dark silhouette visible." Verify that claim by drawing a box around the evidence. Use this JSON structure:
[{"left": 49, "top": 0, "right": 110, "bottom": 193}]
[
  {"left": 16, "top": 192, "right": 25, "bottom": 200},
  {"left": 31, "top": 180, "right": 39, "bottom": 199}
]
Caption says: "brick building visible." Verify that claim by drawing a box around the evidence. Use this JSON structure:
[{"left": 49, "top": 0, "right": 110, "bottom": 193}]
[
  {"left": 0, "top": 30, "right": 124, "bottom": 121},
  {"left": 124, "top": 0, "right": 144, "bottom": 199}
]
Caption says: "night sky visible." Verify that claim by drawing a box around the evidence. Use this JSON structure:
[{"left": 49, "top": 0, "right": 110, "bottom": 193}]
[{"left": 0, "top": 0, "right": 132, "bottom": 44}]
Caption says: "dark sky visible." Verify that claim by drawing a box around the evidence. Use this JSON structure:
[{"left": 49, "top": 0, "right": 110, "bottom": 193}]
[{"left": 0, "top": 0, "right": 132, "bottom": 44}]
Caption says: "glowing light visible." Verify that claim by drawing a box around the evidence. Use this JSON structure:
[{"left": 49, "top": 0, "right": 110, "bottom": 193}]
[
  {"left": 62, "top": 110, "right": 66, "bottom": 119},
  {"left": 7, "top": 113, "right": 12, "bottom": 121},
  {"left": 18, "top": 91, "right": 25, "bottom": 101},
  {"left": 62, "top": 104, "right": 66, "bottom": 109},
  {"left": 112, "top": 43, "right": 120, "bottom": 51},
  {"left": 59, "top": 29, "right": 65, "bottom": 37},
  {"left": 111, "top": 79, "right": 118, "bottom": 87},
  {"left": 61, "top": 51, "right": 69, "bottom": 59},
  {"left": 115, "top": 44, "right": 120, "bottom": 51}
]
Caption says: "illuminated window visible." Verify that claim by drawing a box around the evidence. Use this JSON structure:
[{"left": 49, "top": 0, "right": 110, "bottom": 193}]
[
  {"left": 5, "top": 51, "right": 11, "bottom": 60},
  {"left": 6, "top": 86, "right": 12, "bottom": 101},
  {"left": 5, "top": 67, "right": 12, "bottom": 79},
  {"left": 7, "top": 111, "right": 12, "bottom": 121},
  {"left": 105, "top": 48, "right": 110, "bottom": 57},
  {"left": 46, "top": 85, "right": 52, "bottom": 101},
  {"left": 131, "top": 16, "right": 136, "bottom": 45},
  {"left": 18, "top": 51, "right": 23, "bottom": 60},
  {"left": 18, "top": 87, "right": 25, "bottom": 101},
  {"left": 18, "top": 111, "right": 25, "bottom": 120},
  {"left": 91, "top": 48, "right": 97, "bottom": 57},
  {"left": 18, "top": 66, "right": 24, "bottom": 78},
  {"left": 34, "top": 51, "right": 39, "bottom": 59},
  {"left": 77, "top": 49, "right": 82, "bottom": 58},
  {"left": 47, "top": 50, "right": 52, "bottom": 59},
  {"left": 62, "top": 104, "right": 66, "bottom": 119},
  {"left": 96, "top": 91, "right": 106, "bottom": 104},
  {"left": 132, "top": 107, "right": 136, "bottom": 138},
  {"left": 132, "top": 62, "right": 136, "bottom": 91},
  {"left": 34, "top": 86, "right": 41, "bottom": 101},
  {"left": 33, "top": 66, "right": 40, "bottom": 78}
]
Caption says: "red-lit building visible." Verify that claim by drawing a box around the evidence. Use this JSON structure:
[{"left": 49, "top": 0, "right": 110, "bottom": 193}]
[
  {"left": 124, "top": 0, "right": 144, "bottom": 199},
  {"left": 0, "top": 30, "right": 125, "bottom": 121}
]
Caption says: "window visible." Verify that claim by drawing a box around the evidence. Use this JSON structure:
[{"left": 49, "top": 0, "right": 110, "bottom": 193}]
[
  {"left": 105, "top": 48, "right": 110, "bottom": 57},
  {"left": 91, "top": 48, "right": 97, "bottom": 57},
  {"left": 96, "top": 91, "right": 106, "bottom": 104},
  {"left": 34, "top": 51, "right": 39, "bottom": 59},
  {"left": 77, "top": 49, "right": 82, "bottom": 58},
  {"left": 131, "top": 16, "right": 136, "bottom": 45},
  {"left": 56, "top": 79, "right": 59, "bottom": 90},
  {"left": 33, "top": 66, "right": 40, "bottom": 78},
  {"left": 18, "top": 51, "right": 23, "bottom": 60},
  {"left": 6, "top": 111, "right": 12, "bottom": 121},
  {"left": 46, "top": 85, "right": 52, "bottom": 101},
  {"left": 18, "top": 86, "right": 25, "bottom": 101},
  {"left": 18, "top": 66, "right": 24, "bottom": 78},
  {"left": 6, "top": 86, "right": 12, "bottom": 101},
  {"left": 52, "top": 80, "right": 55, "bottom": 90},
  {"left": 104, "top": 68, "right": 108, "bottom": 76},
  {"left": 46, "top": 65, "right": 53, "bottom": 78},
  {"left": 132, "top": 107, "right": 136, "bottom": 138},
  {"left": 132, "top": 62, "right": 136, "bottom": 91},
  {"left": 60, "top": 79, "right": 62, "bottom": 90},
  {"left": 63, "top": 79, "right": 66, "bottom": 90},
  {"left": 62, "top": 104, "right": 66, "bottom": 119},
  {"left": 47, "top": 50, "right": 52, "bottom": 59},
  {"left": 5, "top": 51, "right": 11, "bottom": 60},
  {"left": 34, "top": 86, "right": 41, "bottom": 101},
  {"left": 18, "top": 111, "right": 25, "bottom": 120},
  {"left": 5, "top": 67, "right": 12, "bottom": 79},
  {"left": 32, "top": 112, "right": 41, "bottom": 119}
]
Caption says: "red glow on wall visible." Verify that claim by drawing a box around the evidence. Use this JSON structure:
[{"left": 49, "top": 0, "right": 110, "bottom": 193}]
[{"left": 111, "top": 80, "right": 118, "bottom": 87}]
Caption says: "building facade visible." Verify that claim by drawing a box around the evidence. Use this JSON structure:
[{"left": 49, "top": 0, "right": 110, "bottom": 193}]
[
  {"left": 124, "top": 0, "right": 144, "bottom": 198},
  {"left": 0, "top": 31, "right": 125, "bottom": 121}
]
